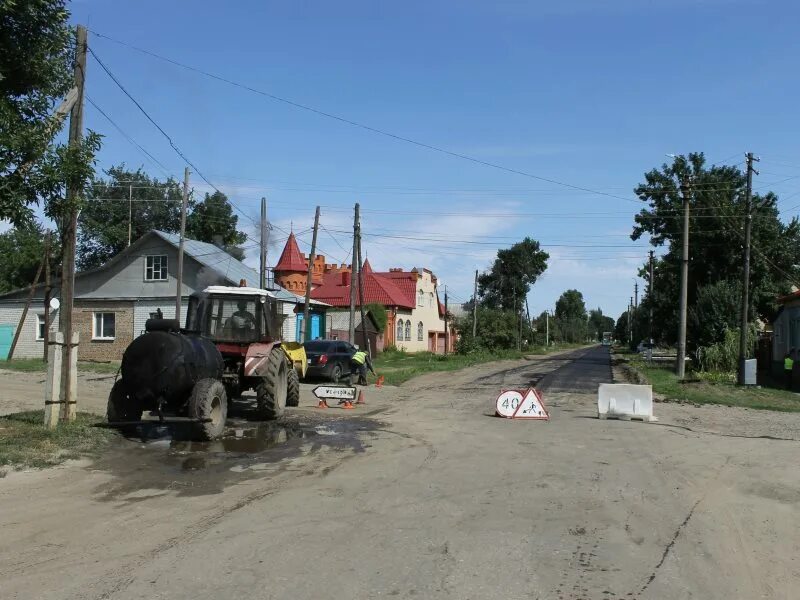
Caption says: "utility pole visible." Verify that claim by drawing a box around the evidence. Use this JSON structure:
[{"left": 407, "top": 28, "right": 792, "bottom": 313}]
[
  {"left": 738, "top": 152, "right": 759, "bottom": 385},
  {"left": 58, "top": 24, "right": 87, "bottom": 422},
  {"left": 676, "top": 176, "right": 692, "bottom": 378},
  {"left": 127, "top": 184, "right": 133, "bottom": 246},
  {"left": 259, "top": 197, "right": 268, "bottom": 289},
  {"left": 348, "top": 203, "right": 359, "bottom": 343},
  {"left": 634, "top": 281, "right": 638, "bottom": 308},
  {"left": 43, "top": 232, "right": 52, "bottom": 362},
  {"left": 628, "top": 297, "right": 633, "bottom": 345},
  {"left": 8, "top": 251, "right": 46, "bottom": 360},
  {"left": 356, "top": 229, "right": 370, "bottom": 357},
  {"left": 546, "top": 310, "right": 549, "bottom": 347},
  {"left": 648, "top": 250, "right": 654, "bottom": 349},
  {"left": 175, "top": 166, "right": 189, "bottom": 323},
  {"left": 302, "top": 206, "right": 320, "bottom": 342},
  {"left": 444, "top": 286, "right": 449, "bottom": 356},
  {"left": 472, "top": 269, "right": 478, "bottom": 338}
]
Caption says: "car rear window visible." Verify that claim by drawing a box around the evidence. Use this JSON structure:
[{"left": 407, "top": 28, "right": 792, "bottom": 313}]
[{"left": 304, "top": 340, "right": 336, "bottom": 352}]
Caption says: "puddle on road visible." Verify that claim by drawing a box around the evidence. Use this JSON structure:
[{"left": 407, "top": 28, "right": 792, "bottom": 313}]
[{"left": 91, "top": 415, "right": 379, "bottom": 502}]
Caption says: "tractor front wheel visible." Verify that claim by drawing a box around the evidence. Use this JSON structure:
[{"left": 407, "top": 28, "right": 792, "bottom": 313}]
[
  {"left": 286, "top": 368, "right": 300, "bottom": 407},
  {"left": 256, "top": 348, "right": 288, "bottom": 419}
]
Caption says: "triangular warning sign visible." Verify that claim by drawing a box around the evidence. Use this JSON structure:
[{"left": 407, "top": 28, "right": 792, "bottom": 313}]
[{"left": 512, "top": 389, "right": 549, "bottom": 420}]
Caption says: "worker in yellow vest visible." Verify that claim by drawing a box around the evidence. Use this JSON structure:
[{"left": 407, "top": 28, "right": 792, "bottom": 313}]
[
  {"left": 350, "top": 346, "right": 375, "bottom": 385},
  {"left": 784, "top": 349, "right": 794, "bottom": 390}
]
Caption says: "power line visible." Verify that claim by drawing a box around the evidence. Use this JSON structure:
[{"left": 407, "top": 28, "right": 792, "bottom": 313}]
[{"left": 89, "top": 30, "right": 649, "bottom": 206}]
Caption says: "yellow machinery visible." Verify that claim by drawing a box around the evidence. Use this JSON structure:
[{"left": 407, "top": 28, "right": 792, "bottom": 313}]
[{"left": 281, "top": 342, "right": 307, "bottom": 379}]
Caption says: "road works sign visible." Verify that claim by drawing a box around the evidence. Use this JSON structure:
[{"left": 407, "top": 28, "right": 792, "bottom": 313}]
[
  {"left": 313, "top": 385, "right": 357, "bottom": 401},
  {"left": 495, "top": 388, "right": 549, "bottom": 420}
]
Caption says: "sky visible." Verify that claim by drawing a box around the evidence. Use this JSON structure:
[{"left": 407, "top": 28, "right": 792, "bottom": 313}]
[{"left": 61, "top": 0, "right": 800, "bottom": 319}]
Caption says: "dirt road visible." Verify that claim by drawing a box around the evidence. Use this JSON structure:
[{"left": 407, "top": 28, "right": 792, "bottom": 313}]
[{"left": 1, "top": 347, "right": 799, "bottom": 599}]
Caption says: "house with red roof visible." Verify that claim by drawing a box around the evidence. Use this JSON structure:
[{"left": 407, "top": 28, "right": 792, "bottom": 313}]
[{"left": 273, "top": 234, "right": 453, "bottom": 353}]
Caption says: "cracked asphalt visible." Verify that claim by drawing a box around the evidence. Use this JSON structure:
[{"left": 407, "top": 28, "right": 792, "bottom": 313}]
[{"left": 1, "top": 346, "right": 798, "bottom": 599}]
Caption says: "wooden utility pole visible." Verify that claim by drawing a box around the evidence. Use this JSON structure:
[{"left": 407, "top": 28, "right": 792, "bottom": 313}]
[
  {"left": 628, "top": 298, "right": 633, "bottom": 345},
  {"left": 738, "top": 152, "right": 759, "bottom": 385},
  {"left": 7, "top": 253, "right": 46, "bottom": 361},
  {"left": 546, "top": 310, "right": 549, "bottom": 347},
  {"left": 472, "top": 269, "right": 478, "bottom": 338},
  {"left": 175, "top": 166, "right": 189, "bottom": 323},
  {"left": 634, "top": 281, "right": 638, "bottom": 308},
  {"left": 444, "top": 286, "right": 449, "bottom": 356},
  {"left": 127, "top": 184, "right": 133, "bottom": 246},
  {"left": 302, "top": 206, "right": 321, "bottom": 341},
  {"left": 43, "top": 232, "right": 52, "bottom": 362},
  {"left": 356, "top": 230, "right": 370, "bottom": 357},
  {"left": 58, "top": 25, "right": 87, "bottom": 421},
  {"left": 676, "top": 176, "right": 691, "bottom": 378},
  {"left": 348, "top": 203, "right": 359, "bottom": 343},
  {"left": 648, "top": 250, "right": 654, "bottom": 349},
  {"left": 259, "top": 197, "right": 268, "bottom": 289}
]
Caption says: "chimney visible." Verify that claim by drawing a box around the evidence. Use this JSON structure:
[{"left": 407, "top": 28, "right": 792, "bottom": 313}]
[{"left": 341, "top": 271, "right": 351, "bottom": 286}]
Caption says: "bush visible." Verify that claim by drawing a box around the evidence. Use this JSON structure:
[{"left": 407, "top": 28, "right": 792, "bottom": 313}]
[{"left": 696, "top": 326, "right": 756, "bottom": 373}]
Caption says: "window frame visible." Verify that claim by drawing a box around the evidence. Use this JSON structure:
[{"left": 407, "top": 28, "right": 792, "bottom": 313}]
[
  {"left": 145, "top": 254, "right": 169, "bottom": 281},
  {"left": 36, "top": 314, "right": 46, "bottom": 341},
  {"left": 417, "top": 321, "right": 424, "bottom": 341},
  {"left": 92, "top": 312, "right": 116, "bottom": 341},
  {"left": 418, "top": 290, "right": 425, "bottom": 307},
  {"left": 396, "top": 319, "right": 404, "bottom": 342},
  {"left": 404, "top": 320, "right": 411, "bottom": 341}
]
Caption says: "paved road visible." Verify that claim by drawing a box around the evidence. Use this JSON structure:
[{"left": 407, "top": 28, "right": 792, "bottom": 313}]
[{"left": 2, "top": 347, "right": 798, "bottom": 599}]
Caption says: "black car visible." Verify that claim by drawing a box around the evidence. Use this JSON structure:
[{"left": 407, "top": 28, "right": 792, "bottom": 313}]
[{"left": 303, "top": 339, "right": 357, "bottom": 382}]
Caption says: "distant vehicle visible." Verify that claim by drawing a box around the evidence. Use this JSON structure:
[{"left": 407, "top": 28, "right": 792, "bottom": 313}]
[
  {"left": 303, "top": 339, "right": 358, "bottom": 383},
  {"left": 602, "top": 332, "right": 612, "bottom": 346}
]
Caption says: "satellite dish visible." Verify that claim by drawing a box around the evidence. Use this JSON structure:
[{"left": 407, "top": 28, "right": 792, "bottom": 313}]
[{"left": 49, "top": 298, "right": 60, "bottom": 310}]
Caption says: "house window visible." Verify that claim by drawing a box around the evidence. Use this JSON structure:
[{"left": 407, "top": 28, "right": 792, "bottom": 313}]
[
  {"left": 418, "top": 290, "right": 424, "bottom": 307},
  {"left": 36, "top": 314, "right": 46, "bottom": 341},
  {"left": 93, "top": 312, "right": 116, "bottom": 340},
  {"left": 145, "top": 255, "right": 168, "bottom": 281},
  {"left": 417, "top": 321, "right": 424, "bottom": 341},
  {"left": 396, "top": 319, "right": 404, "bottom": 342},
  {"left": 404, "top": 320, "right": 411, "bottom": 341},
  {"left": 429, "top": 293, "right": 433, "bottom": 308}
]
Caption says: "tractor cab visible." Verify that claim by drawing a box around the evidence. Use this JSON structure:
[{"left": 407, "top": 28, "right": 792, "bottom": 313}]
[{"left": 186, "top": 286, "right": 284, "bottom": 345}]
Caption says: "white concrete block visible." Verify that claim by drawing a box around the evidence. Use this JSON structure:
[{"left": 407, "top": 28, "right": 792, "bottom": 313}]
[{"left": 598, "top": 383, "right": 657, "bottom": 422}]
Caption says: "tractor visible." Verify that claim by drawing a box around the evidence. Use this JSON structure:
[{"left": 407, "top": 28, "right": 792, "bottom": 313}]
[{"left": 107, "top": 285, "right": 306, "bottom": 440}]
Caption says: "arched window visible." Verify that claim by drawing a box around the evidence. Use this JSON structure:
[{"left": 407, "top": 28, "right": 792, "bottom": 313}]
[
  {"left": 396, "top": 319, "right": 404, "bottom": 342},
  {"left": 405, "top": 320, "right": 411, "bottom": 341},
  {"left": 418, "top": 290, "right": 424, "bottom": 307},
  {"left": 417, "top": 321, "right": 424, "bottom": 341},
  {"left": 429, "top": 292, "right": 433, "bottom": 308}
]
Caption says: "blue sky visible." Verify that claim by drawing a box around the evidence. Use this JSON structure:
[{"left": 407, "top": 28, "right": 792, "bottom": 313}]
[{"left": 65, "top": 0, "right": 800, "bottom": 319}]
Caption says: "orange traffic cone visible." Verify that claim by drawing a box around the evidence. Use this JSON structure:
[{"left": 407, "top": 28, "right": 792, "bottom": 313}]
[
  {"left": 317, "top": 399, "right": 329, "bottom": 409},
  {"left": 376, "top": 375, "right": 384, "bottom": 388},
  {"left": 342, "top": 400, "right": 355, "bottom": 409},
  {"left": 356, "top": 390, "right": 366, "bottom": 405}
]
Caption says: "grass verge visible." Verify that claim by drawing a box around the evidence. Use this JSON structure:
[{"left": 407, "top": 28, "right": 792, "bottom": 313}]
[
  {"left": 0, "top": 411, "right": 117, "bottom": 473},
  {"left": 0, "top": 359, "right": 120, "bottom": 374},
  {"left": 373, "top": 344, "right": 585, "bottom": 386},
  {"left": 626, "top": 355, "right": 800, "bottom": 413}
]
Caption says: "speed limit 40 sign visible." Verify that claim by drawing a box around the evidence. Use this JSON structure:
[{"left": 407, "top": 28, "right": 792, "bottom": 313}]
[{"left": 495, "top": 388, "right": 549, "bottom": 420}]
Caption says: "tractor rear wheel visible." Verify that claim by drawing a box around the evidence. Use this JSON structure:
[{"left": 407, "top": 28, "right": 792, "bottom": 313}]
[
  {"left": 286, "top": 368, "right": 300, "bottom": 407},
  {"left": 256, "top": 347, "right": 288, "bottom": 419},
  {"left": 189, "top": 378, "right": 228, "bottom": 441},
  {"left": 107, "top": 380, "right": 142, "bottom": 434}
]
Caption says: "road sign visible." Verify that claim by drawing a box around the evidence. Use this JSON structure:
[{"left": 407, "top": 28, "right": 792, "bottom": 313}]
[
  {"left": 495, "top": 388, "right": 549, "bottom": 420},
  {"left": 313, "top": 385, "right": 357, "bottom": 401}
]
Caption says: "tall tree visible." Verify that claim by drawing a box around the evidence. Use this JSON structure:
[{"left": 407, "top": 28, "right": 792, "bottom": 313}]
[
  {"left": 478, "top": 237, "right": 548, "bottom": 310},
  {"left": 79, "top": 165, "right": 183, "bottom": 269},
  {"left": 588, "top": 308, "right": 615, "bottom": 342},
  {"left": 186, "top": 191, "right": 248, "bottom": 261},
  {"left": 633, "top": 153, "right": 800, "bottom": 349},
  {"left": 0, "top": 1, "right": 97, "bottom": 226},
  {"left": 555, "top": 289, "right": 588, "bottom": 343},
  {"left": 0, "top": 223, "right": 52, "bottom": 293}
]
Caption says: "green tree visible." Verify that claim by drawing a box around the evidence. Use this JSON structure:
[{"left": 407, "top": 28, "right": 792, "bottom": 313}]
[
  {"left": 554, "top": 289, "right": 588, "bottom": 343},
  {"left": 1, "top": 1, "right": 76, "bottom": 225},
  {"left": 633, "top": 153, "right": 800, "bottom": 350},
  {"left": 689, "top": 280, "right": 741, "bottom": 350},
  {"left": 79, "top": 166, "right": 184, "bottom": 269},
  {"left": 478, "top": 237, "right": 548, "bottom": 310},
  {"left": 588, "top": 308, "right": 615, "bottom": 342},
  {"left": 455, "top": 307, "right": 533, "bottom": 352},
  {"left": 186, "top": 191, "right": 248, "bottom": 260},
  {"left": 0, "top": 224, "right": 52, "bottom": 293}
]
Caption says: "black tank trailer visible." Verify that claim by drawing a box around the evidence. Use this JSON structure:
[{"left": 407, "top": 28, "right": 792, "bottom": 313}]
[{"left": 107, "top": 318, "right": 228, "bottom": 440}]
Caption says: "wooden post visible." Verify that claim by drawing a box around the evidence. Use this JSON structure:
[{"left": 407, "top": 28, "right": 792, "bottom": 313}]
[
  {"left": 356, "top": 228, "right": 370, "bottom": 357},
  {"left": 348, "top": 203, "right": 359, "bottom": 343},
  {"left": 7, "top": 250, "right": 46, "bottom": 360},
  {"left": 259, "top": 197, "right": 268, "bottom": 289},
  {"left": 44, "top": 332, "right": 63, "bottom": 429},
  {"left": 43, "top": 232, "right": 51, "bottom": 362},
  {"left": 302, "top": 206, "right": 320, "bottom": 341},
  {"left": 175, "top": 166, "right": 189, "bottom": 323},
  {"left": 59, "top": 24, "right": 87, "bottom": 422}
]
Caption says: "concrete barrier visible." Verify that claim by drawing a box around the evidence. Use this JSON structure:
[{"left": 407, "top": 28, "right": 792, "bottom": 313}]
[{"left": 598, "top": 383, "right": 657, "bottom": 422}]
